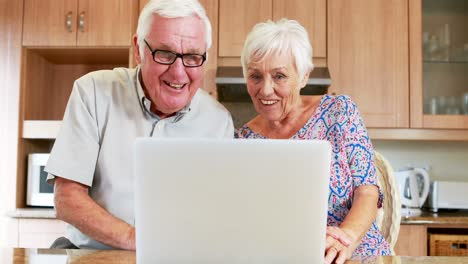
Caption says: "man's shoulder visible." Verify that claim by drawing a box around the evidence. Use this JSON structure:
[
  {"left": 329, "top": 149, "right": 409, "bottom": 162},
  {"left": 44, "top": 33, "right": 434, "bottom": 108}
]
[
  {"left": 184, "top": 89, "right": 234, "bottom": 136},
  {"left": 75, "top": 67, "right": 137, "bottom": 91},
  {"left": 193, "top": 89, "right": 230, "bottom": 116}
]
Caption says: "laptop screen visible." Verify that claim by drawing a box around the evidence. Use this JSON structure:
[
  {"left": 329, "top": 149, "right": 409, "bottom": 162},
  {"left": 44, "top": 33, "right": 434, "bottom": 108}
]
[{"left": 135, "top": 138, "right": 331, "bottom": 263}]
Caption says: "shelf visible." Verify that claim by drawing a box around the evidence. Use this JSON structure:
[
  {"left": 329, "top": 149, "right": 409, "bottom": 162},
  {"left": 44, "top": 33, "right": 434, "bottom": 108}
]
[
  {"left": 7, "top": 208, "right": 56, "bottom": 219},
  {"left": 368, "top": 128, "right": 468, "bottom": 141},
  {"left": 22, "top": 120, "right": 61, "bottom": 139},
  {"left": 423, "top": 60, "right": 468, "bottom": 64},
  {"left": 24, "top": 47, "right": 131, "bottom": 64}
]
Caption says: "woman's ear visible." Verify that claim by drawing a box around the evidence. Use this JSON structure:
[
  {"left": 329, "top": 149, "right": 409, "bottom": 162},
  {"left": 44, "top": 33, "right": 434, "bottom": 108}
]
[{"left": 299, "top": 70, "right": 311, "bottom": 88}]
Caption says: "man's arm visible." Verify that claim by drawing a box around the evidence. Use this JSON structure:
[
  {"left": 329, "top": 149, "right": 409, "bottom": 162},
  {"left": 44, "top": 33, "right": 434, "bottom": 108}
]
[{"left": 54, "top": 176, "right": 135, "bottom": 250}]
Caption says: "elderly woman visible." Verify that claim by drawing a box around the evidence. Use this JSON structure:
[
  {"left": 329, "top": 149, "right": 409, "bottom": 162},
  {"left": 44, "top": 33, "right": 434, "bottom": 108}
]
[{"left": 235, "top": 19, "right": 391, "bottom": 263}]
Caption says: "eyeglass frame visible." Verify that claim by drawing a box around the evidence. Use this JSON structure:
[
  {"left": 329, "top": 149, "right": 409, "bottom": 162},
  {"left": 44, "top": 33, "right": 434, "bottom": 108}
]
[{"left": 143, "top": 39, "right": 206, "bottom": 68}]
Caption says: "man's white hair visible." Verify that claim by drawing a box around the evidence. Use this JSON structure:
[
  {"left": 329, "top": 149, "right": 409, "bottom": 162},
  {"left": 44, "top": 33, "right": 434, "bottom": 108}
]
[
  {"left": 241, "top": 19, "right": 314, "bottom": 81},
  {"left": 136, "top": 0, "right": 212, "bottom": 61}
]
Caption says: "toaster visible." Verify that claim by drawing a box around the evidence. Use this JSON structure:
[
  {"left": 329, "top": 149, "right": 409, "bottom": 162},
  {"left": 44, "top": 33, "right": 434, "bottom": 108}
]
[{"left": 427, "top": 181, "right": 468, "bottom": 212}]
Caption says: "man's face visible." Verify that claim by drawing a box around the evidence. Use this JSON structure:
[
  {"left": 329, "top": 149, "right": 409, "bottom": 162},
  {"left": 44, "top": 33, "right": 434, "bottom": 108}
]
[{"left": 134, "top": 15, "right": 206, "bottom": 118}]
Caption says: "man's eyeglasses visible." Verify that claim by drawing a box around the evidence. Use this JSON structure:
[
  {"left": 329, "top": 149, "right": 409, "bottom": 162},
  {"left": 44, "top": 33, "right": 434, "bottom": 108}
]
[{"left": 144, "top": 39, "right": 206, "bottom": 68}]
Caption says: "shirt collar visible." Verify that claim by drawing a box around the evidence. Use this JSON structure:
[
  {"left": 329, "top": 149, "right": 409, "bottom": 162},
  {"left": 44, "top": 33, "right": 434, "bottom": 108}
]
[{"left": 136, "top": 66, "right": 191, "bottom": 123}]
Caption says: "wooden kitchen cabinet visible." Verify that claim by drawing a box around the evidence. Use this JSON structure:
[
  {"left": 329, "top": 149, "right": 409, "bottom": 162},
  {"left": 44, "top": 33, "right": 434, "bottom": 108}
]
[
  {"left": 273, "top": 0, "right": 326, "bottom": 59},
  {"left": 395, "top": 224, "right": 428, "bottom": 256},
  {"left": 18, "top": 0, "right": 138, "bottom": 207},
  {"left": 409, "top": 0, "right": 468, "bottom": 130},
  {"left": 218, "top": 0, "right": 271, "bottom": 59},
  {"left": 328, "top": 0, "right": 410, "bottom": 128},
  {"left": 16, "top": 48, "right": 131, "bottom": 208},
  {"left": 328, "top": 0, "right": 468, "bottom": 137},
  {"left": 23, "top": 0, "right": 138, "bottom": 46},
  {"left": 218, "top": 0, "right": 327, "bottom": 66}
]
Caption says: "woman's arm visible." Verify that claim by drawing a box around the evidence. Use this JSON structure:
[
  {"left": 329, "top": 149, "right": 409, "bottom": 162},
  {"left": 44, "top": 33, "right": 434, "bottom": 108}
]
[
  {"left": 325, "top": 96, "right": 380, "bottom": 264},
  {"left": 324, "top": 185, "right": 379, "bottom": 264}
]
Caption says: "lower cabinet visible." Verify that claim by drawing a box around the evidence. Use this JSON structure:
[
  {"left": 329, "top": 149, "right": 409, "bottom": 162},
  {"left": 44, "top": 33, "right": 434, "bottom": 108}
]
[
  {"left": 395, "top": 224, "right": 468, "bottom": 256},
  {"left": 394, "top": 224, "right": 428, "bottom": 256},
  {"left": 18, "top": 219, "right": 66, "bottom": 249}
]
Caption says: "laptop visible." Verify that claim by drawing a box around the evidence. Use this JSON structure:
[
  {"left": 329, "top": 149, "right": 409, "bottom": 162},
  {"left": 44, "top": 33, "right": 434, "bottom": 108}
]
[{"left": 134, "top": 138, "right": 331, "bottom": 264}]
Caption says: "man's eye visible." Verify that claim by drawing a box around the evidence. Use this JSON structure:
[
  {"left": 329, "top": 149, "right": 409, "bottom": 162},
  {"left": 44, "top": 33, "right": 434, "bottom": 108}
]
[{"left": 155, "top": 51, "right": 174, "bottom": 61}]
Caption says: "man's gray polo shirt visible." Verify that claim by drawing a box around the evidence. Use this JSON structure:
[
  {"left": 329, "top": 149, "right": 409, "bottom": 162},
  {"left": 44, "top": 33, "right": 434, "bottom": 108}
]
[{"left": 45, "top": 67, "right": 234, "bottom": 249}]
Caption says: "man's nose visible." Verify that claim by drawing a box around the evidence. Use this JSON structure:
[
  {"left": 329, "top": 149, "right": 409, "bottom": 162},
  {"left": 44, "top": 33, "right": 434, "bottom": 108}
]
[{"left": 167, "top": 57, "right": 187, "bottom": 78}]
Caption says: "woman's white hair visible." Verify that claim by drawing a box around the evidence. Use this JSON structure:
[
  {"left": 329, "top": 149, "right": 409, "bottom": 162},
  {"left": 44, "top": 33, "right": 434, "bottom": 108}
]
[
  {"left": 136, "top": 0, "right": 212, "bottom": 60},
  {"left": 241, "top": 19, "right": 314, "bottom": 81}
]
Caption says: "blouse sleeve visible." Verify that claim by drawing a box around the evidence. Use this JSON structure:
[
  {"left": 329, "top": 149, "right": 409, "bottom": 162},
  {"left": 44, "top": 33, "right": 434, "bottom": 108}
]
[{"left": 342, "top": 96, "right": 383, "bottom": 208}]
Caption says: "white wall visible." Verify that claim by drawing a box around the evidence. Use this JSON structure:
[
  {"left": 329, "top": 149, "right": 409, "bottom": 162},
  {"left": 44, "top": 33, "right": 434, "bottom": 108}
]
[{"left": 374, "top": 140, "right": 468, "bottom": 182}]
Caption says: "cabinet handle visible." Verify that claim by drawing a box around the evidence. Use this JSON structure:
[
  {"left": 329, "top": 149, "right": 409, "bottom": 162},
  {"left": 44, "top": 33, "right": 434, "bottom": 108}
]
[
  {"left": 66, "top": 11, "right": 73, "bottom": 32},
  {"left": 79, "top": 11, "right": 85, "bottom": 32}
]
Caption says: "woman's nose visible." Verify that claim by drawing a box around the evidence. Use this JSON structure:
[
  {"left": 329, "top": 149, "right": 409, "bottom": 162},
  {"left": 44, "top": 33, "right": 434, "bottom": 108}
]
[{"left": 259, "top": 78, "right": 274, "bottom": 96}]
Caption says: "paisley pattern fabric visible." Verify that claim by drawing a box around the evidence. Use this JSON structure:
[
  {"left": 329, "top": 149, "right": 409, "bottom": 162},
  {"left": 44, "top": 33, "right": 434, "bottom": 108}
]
[{"left": 235, "top": 95, "right": 392, "bottom": 256}]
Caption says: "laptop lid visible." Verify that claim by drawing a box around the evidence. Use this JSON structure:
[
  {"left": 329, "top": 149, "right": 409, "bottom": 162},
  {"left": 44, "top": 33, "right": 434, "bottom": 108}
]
[{"left": 135, "top": 138, "right": 331, "bottom": 263}]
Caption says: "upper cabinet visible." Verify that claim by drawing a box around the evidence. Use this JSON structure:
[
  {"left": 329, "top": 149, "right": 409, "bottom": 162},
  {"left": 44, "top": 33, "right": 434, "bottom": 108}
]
[
  {"left": 218, "top": 0, "right": 271, "bottom": 58},
  {"left": 218, "top": 0, "right": 326, "bottom": 66},
  {"left": 23, "top": 0, "right": 138, "bottom": 46},
  {"left": 273, "top": 0, "right": 326, "bottom": 59},
  {"left": 328, "top": 0, "right": 410, "bottom": 128},
  {"left": 328, "top": 0, "right": 468, "bottom": 139},
  {"left": 409, "top": 0, "right": 468, "bottom": 129}
]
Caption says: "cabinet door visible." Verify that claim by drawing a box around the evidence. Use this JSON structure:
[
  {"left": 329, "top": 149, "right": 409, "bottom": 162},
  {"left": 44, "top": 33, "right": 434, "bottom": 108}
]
[
  {"left": 199, "top": 0, "right": 219, "bottom": 97},
  {"left": 394, "top": 224, "right": 427, "bottom": 256},
  {"left": 410, "top": 0, "right": 468, "bottom": 129},
  {"left": 218, "top": 0, "right": 272, "bottom": 57},
  {"left": 328, "top": 0, "right": 410, "bottom": 128},
  {"left": 23, "top": 0, "right": 78, "bottom": 46},
  {"left": 273, "top": 0, "right": 326, "bottom": 58},
  {"left": 77, "top": 0, "right": 137, "bottom": 46}
]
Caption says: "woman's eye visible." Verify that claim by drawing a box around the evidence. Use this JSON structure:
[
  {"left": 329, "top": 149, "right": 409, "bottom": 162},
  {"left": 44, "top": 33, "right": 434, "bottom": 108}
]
[
  {"left": 249, "top": 74, "right": 262, "bottom": 80},
  {"left": 274, "top": 74, "right": 286, "bottom": 80}
]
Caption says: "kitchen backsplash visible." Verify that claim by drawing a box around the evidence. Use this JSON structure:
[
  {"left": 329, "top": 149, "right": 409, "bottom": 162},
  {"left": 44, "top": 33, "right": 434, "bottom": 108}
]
[{"left": 374, "top": 140, "right": 468, "bottom": 182}]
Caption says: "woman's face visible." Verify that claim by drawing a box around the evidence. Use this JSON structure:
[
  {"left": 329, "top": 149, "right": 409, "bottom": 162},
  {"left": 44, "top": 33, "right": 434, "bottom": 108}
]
[{"left": 246, "top": 54, "right": 306, "bottom": 122}]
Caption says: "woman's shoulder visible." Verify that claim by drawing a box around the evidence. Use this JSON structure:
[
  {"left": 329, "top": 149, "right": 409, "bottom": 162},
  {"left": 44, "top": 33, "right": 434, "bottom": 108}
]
[
  {"left": 235, "top": 124, "right": 260, "bottom": 139},
  {"left": 320, "top": 94, "right": 359, "bottom": 115},
  {"left": 321, "top": 94, "right": 356, "bottom": 107},
  {"left": 236, "top": 116, "right": 268, "bottom": 138}
]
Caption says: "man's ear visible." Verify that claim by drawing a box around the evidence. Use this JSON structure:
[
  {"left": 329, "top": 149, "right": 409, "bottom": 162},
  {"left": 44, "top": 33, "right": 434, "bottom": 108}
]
[{"left": 133, "top": 34, "right": 142, "bottom": 65}]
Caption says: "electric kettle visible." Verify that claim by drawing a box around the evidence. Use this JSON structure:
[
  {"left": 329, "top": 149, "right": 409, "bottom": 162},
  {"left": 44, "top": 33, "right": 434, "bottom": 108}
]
[{"left": 395, "top": 168, "right": 430, "bottom": 216}]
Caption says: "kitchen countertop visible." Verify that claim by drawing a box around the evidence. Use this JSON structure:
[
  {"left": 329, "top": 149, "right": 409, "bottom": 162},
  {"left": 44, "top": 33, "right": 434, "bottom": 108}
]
[
  {"left": 7, "top": 208, "right": 468, "bottom": 226},
  {"left": 401, "top": 210, "right": 468, "bottom": 225},
  {"left": 1, "top": 248, "right": 467, "bottom": 263}
]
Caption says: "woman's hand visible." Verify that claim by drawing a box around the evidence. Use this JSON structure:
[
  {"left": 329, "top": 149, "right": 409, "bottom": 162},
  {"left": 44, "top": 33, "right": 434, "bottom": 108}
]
[
  {"left": 326, "top": 226, "right": 351, "bottom": 246},
  {"left": 324, "top": 226, "right": 354, "bottom": 264}
]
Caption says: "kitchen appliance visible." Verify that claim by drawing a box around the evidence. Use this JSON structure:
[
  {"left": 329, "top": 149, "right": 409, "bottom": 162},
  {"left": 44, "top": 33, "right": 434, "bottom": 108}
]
[
  {"left": 27, "top": 153, "right": 54, "bottom": 207},
  {"left": 395, "top": 168, "right": 430, "bottom": 216},
  {"left": 427, "top": 181, "right": 468, "bottom": 212}
]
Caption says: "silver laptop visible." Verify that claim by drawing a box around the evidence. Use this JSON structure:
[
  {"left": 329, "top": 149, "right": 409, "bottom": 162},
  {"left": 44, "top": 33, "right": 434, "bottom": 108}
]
[{"left": 134, "top": 138, "right": 331, "bottom": 264}]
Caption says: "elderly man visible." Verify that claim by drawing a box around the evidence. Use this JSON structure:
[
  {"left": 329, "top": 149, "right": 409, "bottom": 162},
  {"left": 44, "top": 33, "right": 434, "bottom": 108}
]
[{"left": 45, "top": 0, "right": 233, "bottom": 250}]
